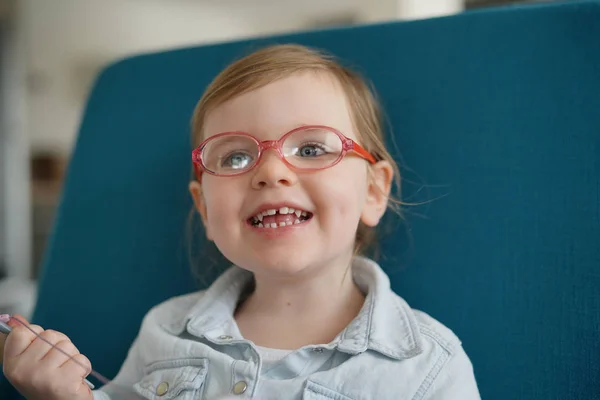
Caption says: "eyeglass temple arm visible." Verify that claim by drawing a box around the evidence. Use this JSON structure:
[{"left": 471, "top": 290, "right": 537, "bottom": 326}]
[
  {"left": 192, "top": 149, "right": 203, "bottom": 181},
  {"left": 348, "top": 140, "right": 377, "bottom": 164}
]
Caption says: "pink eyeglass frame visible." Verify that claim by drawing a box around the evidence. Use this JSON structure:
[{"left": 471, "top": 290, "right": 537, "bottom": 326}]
[{"left": 191, "top": 125, "right": 377, "bottom": 180}]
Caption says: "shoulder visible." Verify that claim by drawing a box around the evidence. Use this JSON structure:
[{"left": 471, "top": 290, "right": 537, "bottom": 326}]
[
  {"left": 384, "top": 290, "right": 463, "bottom": 354},
  {"left": 386, "top": 295, "right": 480, "bottom": 397},
  {"left": 407, "top": 307, "right": 480, "bottom": 398},
  {"left": 386, "top": 291, "right": 471, "bottom": 369},
  {"left": 411, "top": 307, "right": 463, "bottom": 354}
]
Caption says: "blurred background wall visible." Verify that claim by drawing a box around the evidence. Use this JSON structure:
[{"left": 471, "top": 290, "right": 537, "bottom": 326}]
[{"left": 0, "top": 0, "right": 557, "bottom": 317}]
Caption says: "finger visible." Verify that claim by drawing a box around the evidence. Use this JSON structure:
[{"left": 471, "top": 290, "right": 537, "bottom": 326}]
[
  {"left": 6, "top": 314, "right": 35, "bottom": 332},
  {"left": 60, "top": 353, "right": 92, "bottom": 382},
  {"left": 70, "top": 378, "right": 93, "bottom": 400},
  {"left": 38, "top": 337, "right": 79, "bottom": 365},
  {"left": 46, "top": 368, "right": 93, "bottom": 399},
  {"left": 3, "top": 323, "right": 44, "bottom": 359},
  {"left": 75, "top": 380, "right": 93, "bottom": 398},
  {"left": 6, "top": 314, "right": 29, "bottom": 328},
  {"left": 26, "top": 357, "right": 92, "bottom": 400},
  {"left": 14, "top": 328, "right": 70, "bottom": 365},
  {"left": 27, "top": 329, "right": 71, "bottom": 360}
]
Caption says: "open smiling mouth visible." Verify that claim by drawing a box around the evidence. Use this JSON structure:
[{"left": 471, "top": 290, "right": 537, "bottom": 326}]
[{"left": 248, "top": 207, "right": 313, "bottom": 228}]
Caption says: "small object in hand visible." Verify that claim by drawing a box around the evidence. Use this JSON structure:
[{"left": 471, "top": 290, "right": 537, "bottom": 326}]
[
  {"left": 0, "top": 320, "right": 11, "bottom": 334},
  {"left": 0, "top": 314, "right": 95, "bottom": 389},
  {"left": 0, "top": 314, "right": 11, "bottom": 334}
]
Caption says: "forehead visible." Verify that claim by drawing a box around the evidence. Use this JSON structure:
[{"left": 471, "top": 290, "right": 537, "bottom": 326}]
[{"left": 203, "top": 72, "right": 356, "bottom": 140}]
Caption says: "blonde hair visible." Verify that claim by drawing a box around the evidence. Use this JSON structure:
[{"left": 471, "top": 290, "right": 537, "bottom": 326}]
[{"left": 190, "top": 44, "right": 402, "bottom": 257}]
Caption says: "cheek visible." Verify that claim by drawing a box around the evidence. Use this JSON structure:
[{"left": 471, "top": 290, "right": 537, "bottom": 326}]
[
  {"left": 315, "top": 165, "right": 368, "bottom": 220},
  {"left": 202, "top": 179, "right": 242, "bottom": 226}
]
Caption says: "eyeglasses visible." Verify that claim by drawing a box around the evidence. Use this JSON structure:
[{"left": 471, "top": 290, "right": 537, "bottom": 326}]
[{"left": 191, "top": 125, "right": 377, "bottom": 178}]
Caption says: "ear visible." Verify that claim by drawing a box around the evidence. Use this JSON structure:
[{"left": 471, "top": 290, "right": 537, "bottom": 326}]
[
  {"left": 188, "top": 180, "right": 213, "bottom": 241},
  {"left": 360, "top": 161, "right": 394, "bottom": 227}
]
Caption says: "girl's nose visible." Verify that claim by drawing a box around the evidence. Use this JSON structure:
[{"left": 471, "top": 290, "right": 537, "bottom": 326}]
[{"left": 251, "top": 150, "right": 298, "bottom": 189}]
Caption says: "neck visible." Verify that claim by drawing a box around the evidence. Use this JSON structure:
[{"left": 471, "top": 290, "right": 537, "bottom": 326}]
[{"left": 234, "top": 255, "right": 366, "bottom": 349}]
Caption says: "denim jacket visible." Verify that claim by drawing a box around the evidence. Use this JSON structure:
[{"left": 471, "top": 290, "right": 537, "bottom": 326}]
[{"left": 93, "top": 257, "right": 480, "bottom": 400}]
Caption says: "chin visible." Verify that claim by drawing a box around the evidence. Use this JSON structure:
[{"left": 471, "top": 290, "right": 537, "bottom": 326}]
[{"left": 240, "top": 253, "right": 318, "bottom": 278}]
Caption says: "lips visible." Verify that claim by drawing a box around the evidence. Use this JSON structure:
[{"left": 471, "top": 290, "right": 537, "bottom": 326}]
[{"left": 248, "top": 206, "right": 313, "bottom": 228}]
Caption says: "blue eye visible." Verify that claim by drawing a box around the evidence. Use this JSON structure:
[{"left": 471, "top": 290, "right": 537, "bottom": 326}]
[
  {"left": 221, "top": 152, "right": 253, "bottom": 169},
  {"left": 297, "top": 143, "right": 327, "bottom": 157}
]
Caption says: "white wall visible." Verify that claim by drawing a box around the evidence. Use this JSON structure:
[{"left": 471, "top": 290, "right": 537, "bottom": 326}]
[
  {"left": 22, "top": 0, "right": 267, "bottom": 154},
  {"left": 1, "top": 4, "right": 30, "bottom": 279},
  {"left": 401, "top": 0, "right": 464, "bottom": 19},
  {"left": 362, "top": 0, "right": 463, "bottom": 22}
]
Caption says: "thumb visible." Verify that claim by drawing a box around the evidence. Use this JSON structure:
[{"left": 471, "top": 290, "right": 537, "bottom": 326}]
[
  {"left": 6, "top": 314, "right": 30, "bottom": 328},
  {"left": 1, "top": 314, "right": 31, "bottom": 364}
]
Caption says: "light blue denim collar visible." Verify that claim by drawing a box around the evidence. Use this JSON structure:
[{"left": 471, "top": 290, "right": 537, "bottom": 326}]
[{"left": 165, "top": 257, "right": 423, "bottom": 360}]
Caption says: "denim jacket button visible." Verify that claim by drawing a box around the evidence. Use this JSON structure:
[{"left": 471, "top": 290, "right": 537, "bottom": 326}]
[
  {"left": 156, "top": 381, "right": 169, "bottom": 396},
  {"left": 233, "top": 381, "right": 248, "bottom": 395}
]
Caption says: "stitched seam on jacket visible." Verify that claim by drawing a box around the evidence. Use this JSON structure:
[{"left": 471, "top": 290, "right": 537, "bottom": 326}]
[
  {"left": 411, "top": 348, "right": 450, "bottom": 400},
  {"left": 411, "top": 324, "right": 458, "bottom": 400},
  {"left": 230, "top": 359, "right": 239, "bottom": 395},
  {"left": 306, "top": 380, "right": 354, "bottom": 400},
  {"left": 419, "top": 325, "right": 457, "bottom": 355}
]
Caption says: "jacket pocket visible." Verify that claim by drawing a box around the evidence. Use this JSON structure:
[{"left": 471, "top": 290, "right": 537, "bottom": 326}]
[
  {"left": 133, "top": 358, "right": 209, "bottom": 400},
  {"left": 303, "top": 380, "right": 354, "bottom": 400}
]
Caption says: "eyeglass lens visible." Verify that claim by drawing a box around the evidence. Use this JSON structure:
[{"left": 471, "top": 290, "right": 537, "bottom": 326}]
[{"left": 201, "top": 127, "right": 344, "bottom": 175}]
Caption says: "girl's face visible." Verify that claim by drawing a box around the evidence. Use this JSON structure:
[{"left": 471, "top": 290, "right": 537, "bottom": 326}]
[{"left": 189, "top": 72, "right": 392, "bottom": 279}]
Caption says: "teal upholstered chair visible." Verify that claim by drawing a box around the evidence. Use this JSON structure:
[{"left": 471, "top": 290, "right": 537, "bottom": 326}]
[{"left": 2, "top": 1, "right": 599, "bottom": 399}]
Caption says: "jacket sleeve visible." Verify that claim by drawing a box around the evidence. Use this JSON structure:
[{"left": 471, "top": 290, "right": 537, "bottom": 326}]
[{"left": 425, "top": 344, "right": 481, "bottom": 399}]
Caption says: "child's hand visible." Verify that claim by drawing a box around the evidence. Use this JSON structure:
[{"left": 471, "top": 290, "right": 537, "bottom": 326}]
[{"left": 1, "top": 315, "right": 93, "bottom": 400}]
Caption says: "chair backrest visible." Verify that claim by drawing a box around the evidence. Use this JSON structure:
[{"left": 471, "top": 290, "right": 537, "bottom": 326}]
[{"left": 3, "top": 1, "right": 599, "bottom": 399}]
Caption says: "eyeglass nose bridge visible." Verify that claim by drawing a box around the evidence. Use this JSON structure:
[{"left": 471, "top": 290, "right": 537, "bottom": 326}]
[
  {"left": 260, "top": 140, "right": 279, "bottom": 151},
  {"left": 256, "top": 139, "right": 286, "bottom": 161}
]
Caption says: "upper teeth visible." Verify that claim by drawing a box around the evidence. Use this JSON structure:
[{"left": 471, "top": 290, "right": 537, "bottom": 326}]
[{"left": 252, "top": 207, "right": 308, "bottom": 221}]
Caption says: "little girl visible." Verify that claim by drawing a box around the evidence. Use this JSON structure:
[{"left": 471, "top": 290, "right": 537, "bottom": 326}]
[{"left": 1, "top": 44, "right": 480, "bottom": 399}]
